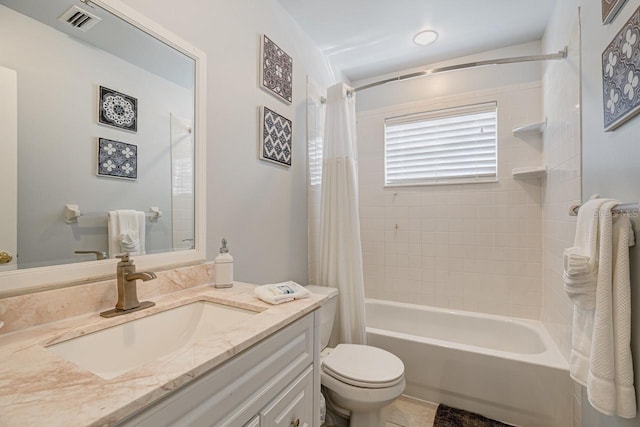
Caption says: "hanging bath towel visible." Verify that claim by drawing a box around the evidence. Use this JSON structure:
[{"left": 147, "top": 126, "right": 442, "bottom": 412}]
[
  {"left": 566, "top": 198, "right": 613, "bottom": 383},
  {"left": 107, "top": 210, "right": 146, "bottom": 258},
  {"left": 586, "top": 203, "right": 636, "bottom": 418}
]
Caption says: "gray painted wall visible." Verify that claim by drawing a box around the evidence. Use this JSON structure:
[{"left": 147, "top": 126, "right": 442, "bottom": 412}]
[
  {"left": 120, "top": 0, "right": 337, "bottom": 285},
  {"left": 580, "top": 0, "right": 640, "bottom": 424}
]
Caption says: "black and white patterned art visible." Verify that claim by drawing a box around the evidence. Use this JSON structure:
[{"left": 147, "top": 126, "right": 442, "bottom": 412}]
[
  {"left": 260, "top": 106, "right": 292, "bottom": 167},
  {"left": 603, "top": 6, "right": 640, "bottom": 131},
  {"left": 98, "top": 86, "right": 138, "bottom": 132},
  {"left": 260, "top": 35, "right": 293, "bottom": 104},
  {"left": 97, "top": 138, "right": 138, "bottom": 180}
]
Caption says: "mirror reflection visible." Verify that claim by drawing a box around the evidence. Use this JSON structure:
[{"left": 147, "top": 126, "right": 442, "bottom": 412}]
[{"left": 0, "top": 0, "right": 196, "bottom": 271}]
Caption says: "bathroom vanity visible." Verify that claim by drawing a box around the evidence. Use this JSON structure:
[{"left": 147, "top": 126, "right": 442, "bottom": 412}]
[
  {"left": 0, "top": 275, "right": 326, "bottom": 426},
  {"left": 0, "top": 0, "right": 325, "bottom": 424},
  {"left": 120, "top": 312, "right": 316, "bottom": 426}
]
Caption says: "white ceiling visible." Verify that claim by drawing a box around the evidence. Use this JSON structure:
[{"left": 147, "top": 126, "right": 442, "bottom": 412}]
[{"left": 276, "top": 0, "right": 558, "bottom": 82}]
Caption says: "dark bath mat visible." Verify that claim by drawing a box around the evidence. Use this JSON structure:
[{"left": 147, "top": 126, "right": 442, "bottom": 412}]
[{"left": 433, "top": 404, "right": 514, "bottom": 427}]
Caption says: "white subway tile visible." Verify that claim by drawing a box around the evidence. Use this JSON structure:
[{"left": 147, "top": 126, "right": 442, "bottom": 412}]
[{"left": 357, "top": 83, "right": 547, "bottom": 320}]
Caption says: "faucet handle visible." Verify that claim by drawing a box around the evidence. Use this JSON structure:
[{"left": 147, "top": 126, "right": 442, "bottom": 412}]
[{"left": 116, "top": 254, "right": 131, "bottom": 263}]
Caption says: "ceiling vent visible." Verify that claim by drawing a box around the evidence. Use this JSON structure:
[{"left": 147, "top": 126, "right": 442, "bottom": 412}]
[{"left": 58, "top": 6, "right": 101, "bottom": 32}]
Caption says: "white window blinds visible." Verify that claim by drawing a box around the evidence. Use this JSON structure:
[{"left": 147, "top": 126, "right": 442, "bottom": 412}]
[
  {"left": 308, "top": 100, "right": 325, "bottom": 186},
  {"left": 384, "top": 102, "right": 497, "bottom": 186},
  {"left": 309, "top": 131, "right": 323, "bottom": 186}
]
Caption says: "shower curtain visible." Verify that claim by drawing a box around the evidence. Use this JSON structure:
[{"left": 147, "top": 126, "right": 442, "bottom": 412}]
[{"left": 319, "top": 83, "right": 367, "bottom": 345}]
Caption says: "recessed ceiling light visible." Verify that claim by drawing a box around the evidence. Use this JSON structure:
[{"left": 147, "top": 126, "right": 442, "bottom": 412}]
[{"left": 413, "top": 30, "right": 438, "bottom": 47}]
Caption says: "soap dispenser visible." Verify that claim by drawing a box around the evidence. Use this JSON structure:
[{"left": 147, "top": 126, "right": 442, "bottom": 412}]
[{"left": 214, "top": 238, "right": 233, "bottom": 288}]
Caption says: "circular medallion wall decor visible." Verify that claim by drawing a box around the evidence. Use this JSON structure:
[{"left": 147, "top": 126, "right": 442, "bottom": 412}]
[{"left": 98, "top": 86, "right": 138, "bottom": 132}]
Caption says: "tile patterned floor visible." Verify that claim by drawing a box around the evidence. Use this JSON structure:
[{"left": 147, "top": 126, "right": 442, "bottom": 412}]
[{"left": 384, "top": 395, "right": 439, "bottom": 427}]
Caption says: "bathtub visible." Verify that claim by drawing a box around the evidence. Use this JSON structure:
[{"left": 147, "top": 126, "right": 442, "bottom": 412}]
[{"left": 366, "top": 299, "right": 573, "bottom": 427}]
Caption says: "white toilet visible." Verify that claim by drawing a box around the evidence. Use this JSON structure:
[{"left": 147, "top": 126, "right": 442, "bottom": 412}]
[{"left": 307, "top": 286, "right": 405, "bottom": 427}]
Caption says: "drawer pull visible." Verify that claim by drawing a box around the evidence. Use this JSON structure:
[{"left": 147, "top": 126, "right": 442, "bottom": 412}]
[{"left": 0, "top": 251, "right": 13, "bottom": 264}]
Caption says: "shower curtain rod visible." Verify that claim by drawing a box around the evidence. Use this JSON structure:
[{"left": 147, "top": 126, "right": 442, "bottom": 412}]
[{"left": 348, "top": 47, "right": 568, "bottom": 95}]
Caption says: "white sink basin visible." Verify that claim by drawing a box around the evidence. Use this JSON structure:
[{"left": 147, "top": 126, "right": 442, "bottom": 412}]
[{"left": 47, "top": 301, "right": 257, "bottom": 379}]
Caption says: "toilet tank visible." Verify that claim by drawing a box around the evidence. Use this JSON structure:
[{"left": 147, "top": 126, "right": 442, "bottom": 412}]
[{"left": 305, "top": 285, "right": 338, "bottom": 350}]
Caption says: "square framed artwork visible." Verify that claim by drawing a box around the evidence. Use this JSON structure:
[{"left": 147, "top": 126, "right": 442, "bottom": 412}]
[
  {"left": 259, "top": 106, "right": 292, "bottom": 167},
  {"left": 259, "top": 35, "right": 293, "bottom": 104},
  {"left": 602, "top": 5, "right": 640, "bottom": 131},
  {"left": 98, "top": 86, "right": 138, "bottom": 132},
  {"left": 603, "top": 0, "right": 629, "bottom": 24},
  {"left": 97, "top": 138, "right": 138, "bottom": 180}
]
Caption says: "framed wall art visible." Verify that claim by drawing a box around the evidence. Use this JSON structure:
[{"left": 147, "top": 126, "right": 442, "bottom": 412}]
[
  {"left": 259, "top": 106, "right": 292, "bottom": 167},
  {"left": 603, "top": 0, "right": 629, "bottom": 24},
  {"left": 602, "top": 5, "right": 640, "bottom": 131},
  {"left": 97, "top": 138, "right": 138, "bottom": 180},
  {"left": 259, "top": 35, "right": 293, "bottom": 104},
  {"left": 98, "top": 86, "right": 138, "bottom": 132}
]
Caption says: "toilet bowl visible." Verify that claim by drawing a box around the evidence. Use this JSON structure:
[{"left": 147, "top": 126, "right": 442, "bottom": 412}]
[
  {"left": 306, "top": 286, "right": 405, "bottom": 427},
  {"left": 321, "top": 344, "right": 405, "bottom": 427}
]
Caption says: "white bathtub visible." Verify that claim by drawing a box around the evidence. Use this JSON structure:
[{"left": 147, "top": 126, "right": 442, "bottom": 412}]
[{"left": 366, "top": 299, "right": 573, "bottom": 427}]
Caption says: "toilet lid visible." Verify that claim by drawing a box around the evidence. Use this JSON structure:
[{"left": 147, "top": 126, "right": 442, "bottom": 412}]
[{"left": 322, "top": 344, "right": 404, "bottom": 389}]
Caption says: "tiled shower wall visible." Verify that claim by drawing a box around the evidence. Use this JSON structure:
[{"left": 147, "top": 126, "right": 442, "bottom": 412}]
[
  {"left": 540, "top": 15, "right": 581, "bottom": 365},
  {"left": 540, "top": 11, "right": 582, "bottom": 427},
  {"left": 357, "top": 82, "right": 544, "bottom": 319}
]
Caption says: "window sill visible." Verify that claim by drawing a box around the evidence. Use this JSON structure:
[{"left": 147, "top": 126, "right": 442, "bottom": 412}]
[{"left": 384, "top": 177, "right": 499, "bottom": 188}]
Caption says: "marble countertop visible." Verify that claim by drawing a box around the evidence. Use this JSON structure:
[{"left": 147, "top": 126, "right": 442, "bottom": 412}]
[{"left": 0, "top": 282, "right": 326, "bottom": 426}]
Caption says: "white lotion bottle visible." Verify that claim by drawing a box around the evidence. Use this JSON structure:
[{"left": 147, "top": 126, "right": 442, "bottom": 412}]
[{"left": 214, "top": 238, "right": 233, "bottom": 288}]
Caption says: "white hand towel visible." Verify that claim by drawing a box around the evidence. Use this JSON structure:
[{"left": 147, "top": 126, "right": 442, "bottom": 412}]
[
  {"left": 564, "top": 198, "right": 613, "bottom": 309},
  {"left": 254, "top": 281, "right": 311, "bottom": 305},
  {"left": 586, "top": 205, "right": 636, "bottom": 418},
  {"left": 564, "top": 247, "right": 598, "bottom": 308},
  {"left": 567, "top": 198, "right": 614, "bottom": 384},
  {"left": 107, "top": 210, "right": 146, "bottom": 258},
  {"left": 564, "top": 249, "right": 591, "bottom": 275}
]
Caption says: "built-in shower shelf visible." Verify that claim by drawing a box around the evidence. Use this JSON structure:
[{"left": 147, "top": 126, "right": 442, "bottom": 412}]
[
  {"left": 511, "top": 166, "right": 547, "bottom": 178},
  {"left": 512, "top": 120, "right": 546, "bottom": 136}
]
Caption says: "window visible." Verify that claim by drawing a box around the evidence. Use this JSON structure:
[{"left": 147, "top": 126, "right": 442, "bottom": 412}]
[
  {"left": 308, "top": 130, "right": 323, "bottom": 186},
  {"left": 308, "top": 97, "right": 325, "bottom": 186},
  {"left": 384, "top": 102, "right": 497, "bottom": 186}
]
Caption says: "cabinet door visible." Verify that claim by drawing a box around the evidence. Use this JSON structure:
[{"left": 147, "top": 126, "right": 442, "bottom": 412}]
[{"left": 261, "top": 367, "right": 313, "bottom": 427}]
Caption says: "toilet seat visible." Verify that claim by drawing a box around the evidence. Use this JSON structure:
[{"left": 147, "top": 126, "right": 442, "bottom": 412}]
[{"left": 322, "top": 344, "right": 405, "bottom": 389}]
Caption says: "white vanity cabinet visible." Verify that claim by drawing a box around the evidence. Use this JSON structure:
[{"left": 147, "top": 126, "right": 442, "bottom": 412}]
[
  {"left": 260, "top": 366, "right": 313, "bottom": 427},
  {"left": 118, "top": 312, "right": 320, "bottom": 427}
]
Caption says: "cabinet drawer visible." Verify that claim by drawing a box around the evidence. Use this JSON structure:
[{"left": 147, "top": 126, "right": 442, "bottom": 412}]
[
  {"left": 119, "top": 313, "right": 314, "bottom": 427},
  {"left": 260, "top": 366, "right": 313, "bottom": 427}
]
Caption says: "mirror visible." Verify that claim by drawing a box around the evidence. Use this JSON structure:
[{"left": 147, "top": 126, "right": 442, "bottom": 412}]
[{"left": 0, "top": 0, "right": 206, "bottom": 295}]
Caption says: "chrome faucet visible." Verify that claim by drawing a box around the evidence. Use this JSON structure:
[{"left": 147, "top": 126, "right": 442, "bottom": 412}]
[{"left": 100, "top": 255, "right": 157, "bottom": 318}]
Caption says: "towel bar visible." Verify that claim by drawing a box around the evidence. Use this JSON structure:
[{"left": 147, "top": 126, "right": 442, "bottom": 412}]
[
  {"left": 569, "top": 202, "right": 639, "bottom": 217},
  {"left": 64, "top": 204, "right": 162, "bottom": 223}
]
